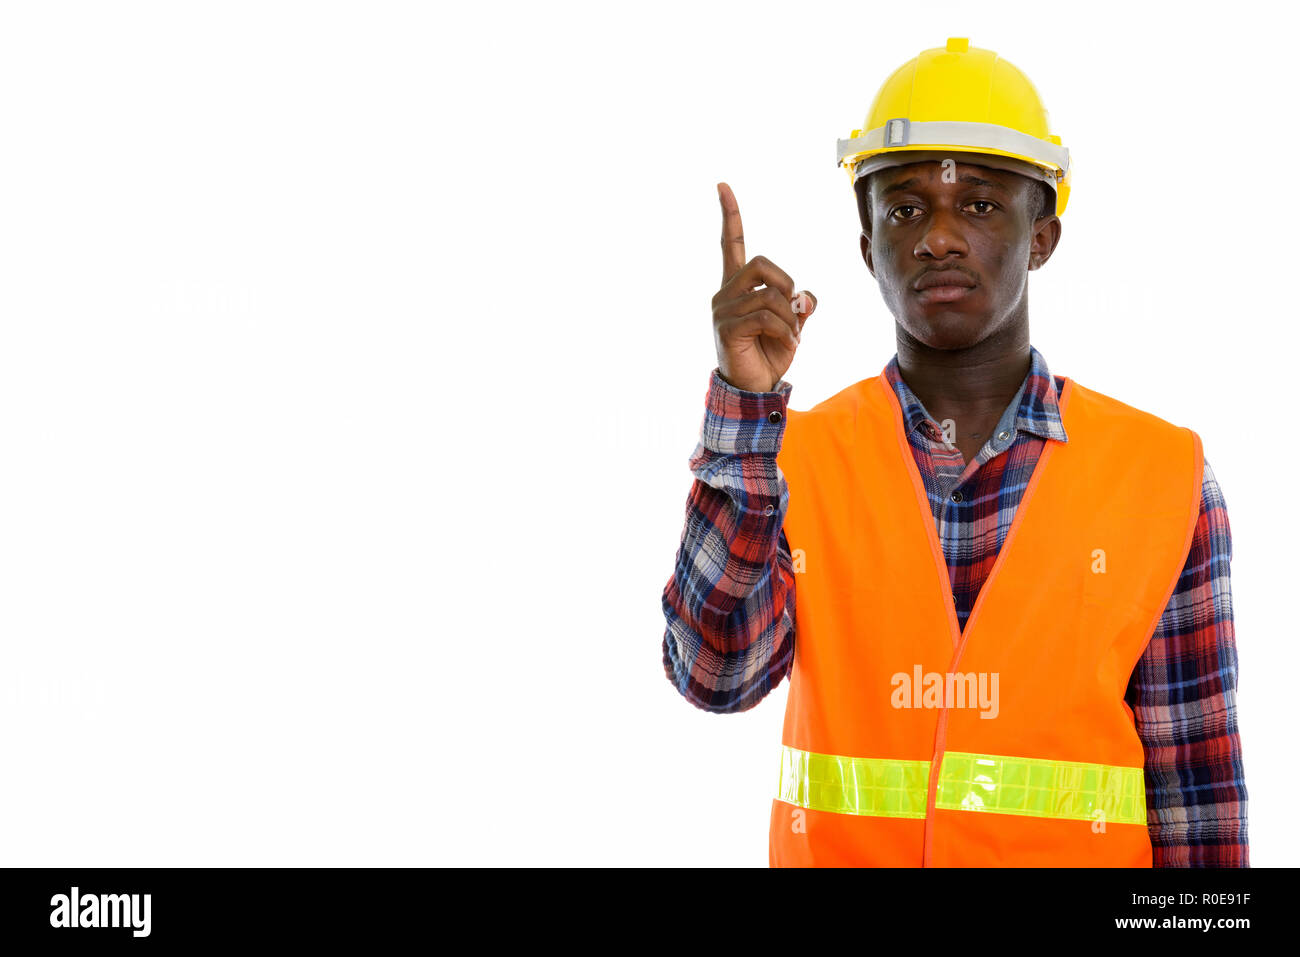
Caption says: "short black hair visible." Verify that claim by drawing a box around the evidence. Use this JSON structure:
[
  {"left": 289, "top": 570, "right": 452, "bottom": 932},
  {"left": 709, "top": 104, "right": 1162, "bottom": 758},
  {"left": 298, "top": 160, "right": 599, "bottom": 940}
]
[{"left": 855, "top": 173, "right": 1055, "bottom": 234}]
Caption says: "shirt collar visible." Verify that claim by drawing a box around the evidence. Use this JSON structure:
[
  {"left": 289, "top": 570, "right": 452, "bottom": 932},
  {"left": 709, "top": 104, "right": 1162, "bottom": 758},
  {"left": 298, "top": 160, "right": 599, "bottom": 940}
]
[{"left": 881, "top": 345, "right": 1069, "bottom": 445}]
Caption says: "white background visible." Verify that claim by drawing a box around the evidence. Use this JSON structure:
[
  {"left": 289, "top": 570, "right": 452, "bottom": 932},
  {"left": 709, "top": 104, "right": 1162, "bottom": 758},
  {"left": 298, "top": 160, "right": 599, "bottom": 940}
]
[{"left": 0, "top": 1, "right": 1292, "bottom": 866}]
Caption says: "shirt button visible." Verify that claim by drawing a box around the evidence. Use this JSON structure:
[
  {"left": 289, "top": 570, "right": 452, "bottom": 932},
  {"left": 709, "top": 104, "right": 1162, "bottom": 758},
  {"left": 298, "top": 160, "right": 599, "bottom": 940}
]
[
  {"left": 951, "top": 491, "right": 963, "bottom": 503},
  {"left": 997, "top": 430, "right": 1011, "bottom": 441},
  {"left": 764, "top": 504, "right": 775, "bottom": 516},
  {"left": 768, "top": 410, "right": 783, "bottom": 424}
]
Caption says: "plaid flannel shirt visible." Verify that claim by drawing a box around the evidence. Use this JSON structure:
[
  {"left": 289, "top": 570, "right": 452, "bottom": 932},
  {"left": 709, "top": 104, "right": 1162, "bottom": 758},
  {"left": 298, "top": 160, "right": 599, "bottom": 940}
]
[{"left": 662, "top": 345, "right": 1248, "bottom": 866}]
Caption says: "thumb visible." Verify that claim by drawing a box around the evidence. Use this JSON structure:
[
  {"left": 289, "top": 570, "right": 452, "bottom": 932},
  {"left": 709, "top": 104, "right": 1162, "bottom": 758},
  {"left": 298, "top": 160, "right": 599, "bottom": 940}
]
[{"left": 792, "top": 291, "right": 817, "bottom": 332}]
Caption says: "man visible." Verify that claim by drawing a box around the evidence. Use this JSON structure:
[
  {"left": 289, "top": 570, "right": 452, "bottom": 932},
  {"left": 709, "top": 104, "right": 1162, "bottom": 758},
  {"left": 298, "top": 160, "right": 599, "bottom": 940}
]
[{"left": 661, "top": 38, "right": 1247, "bottom": 867}]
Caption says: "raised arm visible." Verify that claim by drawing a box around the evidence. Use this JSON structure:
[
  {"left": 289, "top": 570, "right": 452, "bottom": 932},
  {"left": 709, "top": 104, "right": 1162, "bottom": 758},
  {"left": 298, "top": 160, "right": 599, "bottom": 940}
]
[
  {"left": 661, "top": 183, "right": 815, "bottom": 713},
  {"left": 662, "top": 370, "right": 796, "bottom": 712}
]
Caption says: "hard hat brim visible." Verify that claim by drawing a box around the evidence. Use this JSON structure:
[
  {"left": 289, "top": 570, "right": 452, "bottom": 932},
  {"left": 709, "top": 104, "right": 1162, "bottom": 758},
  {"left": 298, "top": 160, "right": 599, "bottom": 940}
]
[{"left": 838, "top": 119, "right": 1069, "bottom": 180}]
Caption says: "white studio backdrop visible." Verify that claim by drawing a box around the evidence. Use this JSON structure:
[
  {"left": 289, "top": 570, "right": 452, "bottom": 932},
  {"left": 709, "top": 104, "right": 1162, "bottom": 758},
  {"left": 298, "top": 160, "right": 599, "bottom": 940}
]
[{"left": 0, "top": 0, "right": 1292, "bottom": 866}]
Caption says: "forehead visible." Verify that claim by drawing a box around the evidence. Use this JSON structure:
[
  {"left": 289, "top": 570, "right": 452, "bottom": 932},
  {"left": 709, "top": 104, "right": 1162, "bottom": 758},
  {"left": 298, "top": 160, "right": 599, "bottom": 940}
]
[{"left": 871, "top": 160, "right": 1021, "bottom": 196}]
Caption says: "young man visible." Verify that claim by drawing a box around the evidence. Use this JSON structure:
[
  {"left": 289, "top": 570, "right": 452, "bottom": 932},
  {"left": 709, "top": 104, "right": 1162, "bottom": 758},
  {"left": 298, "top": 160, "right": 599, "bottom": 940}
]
[{"left": 661, "top": 38, "right": 1248, "bottom": 867}]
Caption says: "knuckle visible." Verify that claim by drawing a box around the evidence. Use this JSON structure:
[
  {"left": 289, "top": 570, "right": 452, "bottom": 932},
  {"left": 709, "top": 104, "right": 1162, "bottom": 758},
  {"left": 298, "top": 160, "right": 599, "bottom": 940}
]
[{"left": 765, "top": 286, "right": 792, "bottom": 311}]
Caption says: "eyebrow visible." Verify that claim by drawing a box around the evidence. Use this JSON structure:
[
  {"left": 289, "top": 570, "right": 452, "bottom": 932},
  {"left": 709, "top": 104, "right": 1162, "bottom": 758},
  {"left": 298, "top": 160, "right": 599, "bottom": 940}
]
[{"left": 880, "top": 173, "right": 1008, "bottom": 196}]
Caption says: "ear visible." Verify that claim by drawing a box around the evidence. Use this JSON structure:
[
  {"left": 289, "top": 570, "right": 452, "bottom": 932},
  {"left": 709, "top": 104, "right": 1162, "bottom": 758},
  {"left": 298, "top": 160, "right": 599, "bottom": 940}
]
[
  {"left": 1028, "top": 215, "right": 1062, "bottom": 271},
  {"left": 860, "top": 230, "right": 875, "bottom": 278}
]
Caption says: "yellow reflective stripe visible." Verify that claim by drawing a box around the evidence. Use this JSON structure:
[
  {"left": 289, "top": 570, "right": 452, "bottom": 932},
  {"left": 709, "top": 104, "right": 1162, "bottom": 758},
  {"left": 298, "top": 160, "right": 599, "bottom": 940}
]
[
  {"left": 936, "top": 751, "right": 1146, "bottom": 826},
  {"left": 776, "top": 747, "right": 1146, "bottom": 826},
  {"left": 777, "top": 746, "right": 930, "bottom": 819}
]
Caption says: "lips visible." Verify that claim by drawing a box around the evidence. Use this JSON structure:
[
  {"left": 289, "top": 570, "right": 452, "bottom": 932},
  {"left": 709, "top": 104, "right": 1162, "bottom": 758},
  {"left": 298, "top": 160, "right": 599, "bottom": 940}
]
[
  {"left": 914, "top": 269, "right": 977, "bottom": 291},
  {"left": 912, "top": 269, "right": 978, "bottom": 304}
]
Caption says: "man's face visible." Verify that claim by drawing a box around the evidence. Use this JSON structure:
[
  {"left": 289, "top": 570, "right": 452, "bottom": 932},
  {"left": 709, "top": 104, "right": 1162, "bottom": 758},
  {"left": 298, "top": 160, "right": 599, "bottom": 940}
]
[{"left": 861, "top": 159, "right": 1061, "bottom": 350}]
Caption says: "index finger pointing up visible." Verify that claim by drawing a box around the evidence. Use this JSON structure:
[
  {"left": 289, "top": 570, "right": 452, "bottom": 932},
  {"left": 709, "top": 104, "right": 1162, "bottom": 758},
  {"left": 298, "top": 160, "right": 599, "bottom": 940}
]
[{"left": 718, "top": 182, "right": 746, "bottom": 285}]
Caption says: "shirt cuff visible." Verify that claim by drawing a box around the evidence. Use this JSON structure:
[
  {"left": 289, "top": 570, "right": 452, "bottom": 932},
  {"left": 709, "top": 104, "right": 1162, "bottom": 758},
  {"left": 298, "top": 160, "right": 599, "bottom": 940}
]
[{"left": 700, "top": 367, "right": 793, "bottom": 455}]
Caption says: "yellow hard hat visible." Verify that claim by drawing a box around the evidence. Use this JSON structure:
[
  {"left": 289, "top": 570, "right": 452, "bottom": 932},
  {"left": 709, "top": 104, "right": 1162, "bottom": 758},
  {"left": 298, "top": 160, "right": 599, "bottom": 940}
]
[{"left": 837, "top": 37, "right": 1071, "bottom": 217}]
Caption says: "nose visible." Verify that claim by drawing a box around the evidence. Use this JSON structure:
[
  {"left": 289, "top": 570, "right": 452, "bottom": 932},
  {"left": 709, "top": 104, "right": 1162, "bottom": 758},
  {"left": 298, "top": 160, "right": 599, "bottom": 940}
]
[{"left": 914, "top": 207, "right": 968, "bottom": 260}]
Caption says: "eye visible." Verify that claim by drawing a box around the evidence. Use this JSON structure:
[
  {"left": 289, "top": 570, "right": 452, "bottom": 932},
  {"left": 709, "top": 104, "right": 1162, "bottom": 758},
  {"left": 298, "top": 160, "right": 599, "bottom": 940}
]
[
  {"left": 965, "top": 200, "right": 997, "bottom": 214},
  {"left": 889, "top": 204, "right": 922, "bottom": 221}
]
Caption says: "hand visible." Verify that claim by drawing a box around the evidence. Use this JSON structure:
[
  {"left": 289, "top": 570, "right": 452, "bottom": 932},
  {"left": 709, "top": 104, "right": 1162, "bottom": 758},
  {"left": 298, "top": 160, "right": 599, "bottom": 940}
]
[{"left": 712, "top": 182, "right": 816, "bottom": 393}]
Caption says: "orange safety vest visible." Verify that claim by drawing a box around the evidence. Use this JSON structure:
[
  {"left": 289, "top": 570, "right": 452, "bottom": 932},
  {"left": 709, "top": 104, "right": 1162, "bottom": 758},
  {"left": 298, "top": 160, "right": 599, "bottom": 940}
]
[{"left": 769, "top": 370, "right": 1203, "bottom": 866}]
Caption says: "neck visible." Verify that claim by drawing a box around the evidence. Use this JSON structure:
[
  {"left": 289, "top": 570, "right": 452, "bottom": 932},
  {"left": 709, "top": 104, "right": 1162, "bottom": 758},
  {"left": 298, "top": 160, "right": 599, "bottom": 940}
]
[{"left": 894, "top": 319, "right": 1032, "bottom": 419}]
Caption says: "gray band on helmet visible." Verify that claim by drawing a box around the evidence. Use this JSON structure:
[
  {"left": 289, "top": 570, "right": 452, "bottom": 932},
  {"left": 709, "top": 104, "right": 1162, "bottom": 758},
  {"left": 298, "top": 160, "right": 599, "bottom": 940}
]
[{"left": 837, "top": 119, "right": 1070, "bottom": 174}]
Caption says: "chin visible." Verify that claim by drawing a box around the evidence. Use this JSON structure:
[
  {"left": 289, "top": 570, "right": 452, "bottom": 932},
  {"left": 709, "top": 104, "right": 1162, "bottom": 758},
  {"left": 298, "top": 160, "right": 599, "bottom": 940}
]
[{"left": 901, "top": 314, "right": 993, "bottom": 351}]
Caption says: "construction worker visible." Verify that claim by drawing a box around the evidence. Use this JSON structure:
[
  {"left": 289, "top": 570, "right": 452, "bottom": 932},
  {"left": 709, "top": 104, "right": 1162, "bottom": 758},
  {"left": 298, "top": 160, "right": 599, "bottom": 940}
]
[{"left": 661, "top": 38, "right": 1248, "bottom": 867}]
